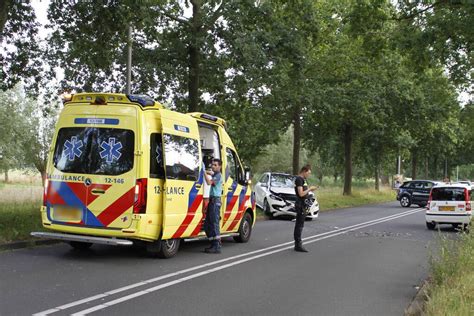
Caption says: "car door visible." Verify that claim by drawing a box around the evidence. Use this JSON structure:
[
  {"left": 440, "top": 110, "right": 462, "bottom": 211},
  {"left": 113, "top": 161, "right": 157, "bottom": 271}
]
[
  {"left": 254, "top": 173, "right": 269, "bottom": 207},
  {"left": 222, "top": 147, "right": 249, "bottom": 232},
  {"left": 421, "top": 182, "right": 434, "bottom": 203},
  {"left": 411, "top": 181, "right": 424, "bottom": 203},
  {"left": 160, "top": 114, "right": 203, "bottom": 240},
  {"left": 222, "top": 147, "right": 240, "bottom": 231}
]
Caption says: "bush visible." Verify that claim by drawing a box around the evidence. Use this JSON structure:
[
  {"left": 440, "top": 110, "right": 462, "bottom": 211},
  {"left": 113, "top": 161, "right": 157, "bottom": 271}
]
[
  {"left": 0, "top": 201, "right": 43, "bottom": 243},
  {"left": 425, "top": 230, "right": 474, "bottom": 315}
]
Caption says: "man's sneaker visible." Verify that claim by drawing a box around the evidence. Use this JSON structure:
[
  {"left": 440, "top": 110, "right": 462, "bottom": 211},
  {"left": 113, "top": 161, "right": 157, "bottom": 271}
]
[{"left": 204, "top": 247, "right": 222, "bottom": 254}]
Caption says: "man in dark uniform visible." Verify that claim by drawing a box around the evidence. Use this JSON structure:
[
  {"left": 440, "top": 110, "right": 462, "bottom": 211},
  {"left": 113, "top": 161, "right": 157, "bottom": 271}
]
[
  {"left": 203, "top": 158, "right": 223, "bottom": 254},
  {"left": 294, "top": 164, "right": 317, "bottom": 252}
]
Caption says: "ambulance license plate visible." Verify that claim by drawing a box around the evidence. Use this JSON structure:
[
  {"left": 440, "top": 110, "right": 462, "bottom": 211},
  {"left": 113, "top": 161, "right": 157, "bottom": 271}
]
[
  {"left": 54, "top": 206, "right": 82, "bottom": 221},
  {"left": 439, "top": 206, "right": 455, "bottom": 211}
]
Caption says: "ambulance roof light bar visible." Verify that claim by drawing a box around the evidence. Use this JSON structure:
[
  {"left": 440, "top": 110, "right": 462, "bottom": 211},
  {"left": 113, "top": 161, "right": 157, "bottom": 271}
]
[
  {"left": 188, "top": 112, "right": 228, "bottom": 129},
  {"left": 126, "top": 94, "right": 155, "bottom": 107},
  {"left": 61, "top": 93, "right": 73, "bottom": 104}
]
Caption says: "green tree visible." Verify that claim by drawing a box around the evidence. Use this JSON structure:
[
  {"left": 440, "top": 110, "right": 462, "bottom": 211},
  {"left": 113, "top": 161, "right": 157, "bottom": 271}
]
[
  {"left": 0, "top": 85, "right": 26, "bottom": 181},
  {"left": 0, "top": 0, "right": 42, "bottom": 93},
  {"left": 395, "top": 1, "right": 474, "bottom": 88},
  {"left": 20, "top": 98, "right": 59, "bottom": 185}
]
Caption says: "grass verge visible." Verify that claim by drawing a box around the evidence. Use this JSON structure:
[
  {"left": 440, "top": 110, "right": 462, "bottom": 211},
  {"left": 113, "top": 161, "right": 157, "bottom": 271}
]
[
  {"left": 424, "top": 229, "right": 474, "bottom": 316},
  {"left": 317, "top": 186, "right": 395, "bottom": 211},
  {"left": 257, "top": 186, "right": 395, "bottom": 218},
  {"left": 0, "top": 201, "right": 43, "bottom": 243}
]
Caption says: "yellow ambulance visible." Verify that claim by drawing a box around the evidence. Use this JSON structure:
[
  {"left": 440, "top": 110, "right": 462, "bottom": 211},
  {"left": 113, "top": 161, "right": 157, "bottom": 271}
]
[{"left": 32, "top": 93, "right": 256, "bottom": 258}]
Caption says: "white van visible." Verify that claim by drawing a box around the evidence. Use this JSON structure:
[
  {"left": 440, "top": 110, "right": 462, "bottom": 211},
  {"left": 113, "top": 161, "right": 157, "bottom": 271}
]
[{"left": 426, "top": 183, "right": 472, "bottom": 231}]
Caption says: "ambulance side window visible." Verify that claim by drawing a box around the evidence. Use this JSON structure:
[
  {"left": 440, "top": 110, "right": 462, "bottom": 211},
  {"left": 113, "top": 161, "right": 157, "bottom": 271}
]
[
  {"left": 226, "top": 148, "right": 238, "bottom": 182},
  {"left": 150, "top": 133, "right": 165, "bottom": 179},
  {"left": 163, "top": 134, "right": 200, "bottom": 181}
]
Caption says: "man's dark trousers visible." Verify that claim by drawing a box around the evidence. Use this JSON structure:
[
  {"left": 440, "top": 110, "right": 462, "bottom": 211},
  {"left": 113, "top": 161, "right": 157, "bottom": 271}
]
[
  {"left": 205, "top": 197, "right": 221, "bottom": 249},
  {"left": 293, "top": 203, "right": 305, "bottom": 244}
]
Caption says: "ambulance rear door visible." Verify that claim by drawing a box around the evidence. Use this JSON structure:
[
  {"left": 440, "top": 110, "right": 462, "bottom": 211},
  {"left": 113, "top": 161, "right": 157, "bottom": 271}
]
[
  {"left": 66, "top": 108, "right": 138, "bottom": 230},
  {"left": 160, "top": 110, "right": 203, "bottom": 240}
]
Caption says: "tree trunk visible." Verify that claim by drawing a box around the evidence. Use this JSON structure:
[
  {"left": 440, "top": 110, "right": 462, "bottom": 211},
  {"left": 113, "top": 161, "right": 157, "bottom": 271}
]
[
  {"left": 343, "top": 123, "right": 352, "bottom": 195},
  {"left": 188, "top": 0, "right": 202, "bottom": 113},
  {"left": 444, "top": 158, "right": 450, "bottom": 180},
  {"left": 432, "top": 156, "right": 438, "bottom": 179},
  {"left": 0, "top": 0, "right": 9, "bottom": 39},
  {"left": 374, "top": 154, "right": 380, "bottom": 191},
  {"left": 318, "top": 173, "right": 323, "bottom": 185},
  {"left": 292, "top": 108, "right": 301, "bottom": 175},
  {"left": 333, "top": 172, "right": 338, "bottom": 183},
  {"left": 424, "top": 157, "right": 429, "bottom": 179},
  {"left": 381, "top": 174, "right": 390, "bottom": 186},
  {"left": 4, "top": 169, "right": 8, "bottom": 183},
  {"left": 411, "top": 149, "right": 417, "bottom": 180},
  {"left": 40, "top": 170, "right": 47, "bottom": 186}
]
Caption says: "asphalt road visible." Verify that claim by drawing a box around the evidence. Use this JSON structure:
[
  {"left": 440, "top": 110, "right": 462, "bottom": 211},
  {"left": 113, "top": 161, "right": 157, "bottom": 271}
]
[{"left": 0, "top": 202, "right": 458, "bottom": 316}]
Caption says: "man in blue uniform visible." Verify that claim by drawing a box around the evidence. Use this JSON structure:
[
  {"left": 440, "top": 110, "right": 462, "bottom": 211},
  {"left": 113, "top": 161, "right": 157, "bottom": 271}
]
[{"left": 204, "top": 158, "right": 223, "bottom": 254}]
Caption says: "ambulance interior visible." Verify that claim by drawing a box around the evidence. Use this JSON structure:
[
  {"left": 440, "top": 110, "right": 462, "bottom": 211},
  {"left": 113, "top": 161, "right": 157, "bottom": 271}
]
[{"left": 199, "top": 125, "right": 221, "bottom": 170}]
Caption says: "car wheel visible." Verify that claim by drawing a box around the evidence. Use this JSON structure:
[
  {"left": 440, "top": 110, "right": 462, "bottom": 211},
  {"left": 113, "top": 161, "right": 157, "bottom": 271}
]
[
  {"left": 426, "top": 222, "right": 436, "bottom": 230},
  {"left": 69, "top": 241, "right": 93, "bottom": 250},
  {"left": 400, "top": 196, "right": 411, "bottom": 207},
  {"left": 146, "top": 239, "right": 180, "bottom": 258},
  {"left": 234, "top": 212, "right": 253, "bottom": 243},
  {"left": 264, "top": 198, "right": 272, "bottom": 216}
]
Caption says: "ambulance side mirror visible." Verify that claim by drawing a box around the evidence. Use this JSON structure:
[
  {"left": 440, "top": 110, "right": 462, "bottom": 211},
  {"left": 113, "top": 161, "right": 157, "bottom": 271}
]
[{"left": 244, "top": 167, "right": 251, "bottom": 186}]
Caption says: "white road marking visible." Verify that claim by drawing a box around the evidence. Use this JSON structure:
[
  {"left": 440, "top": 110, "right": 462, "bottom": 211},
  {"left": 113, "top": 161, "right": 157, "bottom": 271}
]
[{"left": 33, "top": 208, "right": 423, "bottom": 316}]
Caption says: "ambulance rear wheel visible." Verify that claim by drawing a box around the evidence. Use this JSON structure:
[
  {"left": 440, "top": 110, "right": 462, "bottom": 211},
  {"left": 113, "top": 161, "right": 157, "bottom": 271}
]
[
  {"left": 69, "top": 241, "right": 93, "bottom": 250},
  {"left": 234, "top": 212, "right": 252, "bottom": 243},
  {"left": 146, "top": 239, "right": 180, "bottom": 259}
]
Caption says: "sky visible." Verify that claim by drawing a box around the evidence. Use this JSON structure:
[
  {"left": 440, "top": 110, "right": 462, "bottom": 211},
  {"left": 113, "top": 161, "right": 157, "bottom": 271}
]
[{"left": 31, "top": 0, "right": 49, "bottom": 31}]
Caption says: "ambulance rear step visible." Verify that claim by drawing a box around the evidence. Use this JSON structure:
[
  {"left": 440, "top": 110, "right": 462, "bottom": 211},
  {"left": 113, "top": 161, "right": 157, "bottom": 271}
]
[
  {"left": 184, "top": 233, "right": 239, "bottom": 242},
  {"left": 30, "top": 232, "right": 133, "bottom": 246}
]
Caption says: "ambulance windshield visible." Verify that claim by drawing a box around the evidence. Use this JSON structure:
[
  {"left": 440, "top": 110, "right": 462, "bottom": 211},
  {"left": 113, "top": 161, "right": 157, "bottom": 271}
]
[{"left": 53, "top": 127, "right": 134, "bottom": 175}]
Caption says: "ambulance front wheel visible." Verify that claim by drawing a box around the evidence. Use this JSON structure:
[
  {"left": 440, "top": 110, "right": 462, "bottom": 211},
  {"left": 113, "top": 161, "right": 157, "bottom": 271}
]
[
  {"left": 146, "top": 238, "right": 181, "bottom": 259},
  {"left": 233, "top": 212, "right": 253, "bottom": 243}
]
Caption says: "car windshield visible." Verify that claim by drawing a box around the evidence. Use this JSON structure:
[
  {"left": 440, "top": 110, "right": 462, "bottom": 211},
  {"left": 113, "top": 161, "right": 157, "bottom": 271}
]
[
  {"left": 270, "top": 174, "right": 295, "bottom": 188},
  {"left": 431, "top": 187, "right": 466, "bottom": 201}
]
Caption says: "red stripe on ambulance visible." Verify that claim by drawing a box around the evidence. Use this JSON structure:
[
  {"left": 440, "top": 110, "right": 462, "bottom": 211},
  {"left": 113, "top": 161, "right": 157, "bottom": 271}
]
[
  {"left": 227, "top": 195, "right": 250, "bottom": 231},
  {"left": 172, "top": 194, "right": 203, "bottom": 239},
  {"left": 47, "top": 187, "right": 65, "bottom": 205},
  {"left": 223, "top": 196, "right": 238, "bottom": 225},
  {"left": 97, "top": 187, "right": 135, "bottom": 226}
]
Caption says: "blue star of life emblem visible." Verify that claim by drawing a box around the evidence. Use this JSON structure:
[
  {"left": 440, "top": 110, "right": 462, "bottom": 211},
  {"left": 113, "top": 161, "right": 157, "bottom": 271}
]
[
  {"left": 63, "top": 136, "right": 83, "bottom": 161},
  {"left": 100, "top": 137, "right": 123, "bottom": 163},
  {"left": 156, "top": 143, "right": 162, "bottom": 165}
]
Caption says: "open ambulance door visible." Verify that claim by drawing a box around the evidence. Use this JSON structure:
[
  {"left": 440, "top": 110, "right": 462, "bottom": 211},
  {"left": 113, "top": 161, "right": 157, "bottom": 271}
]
[{"left": 160, "top": 111, "right": 203, "bottom": 240}]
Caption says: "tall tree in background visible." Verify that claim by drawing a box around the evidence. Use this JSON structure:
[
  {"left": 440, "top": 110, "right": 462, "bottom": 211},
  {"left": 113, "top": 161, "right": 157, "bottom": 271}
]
[
  {"left": 0, "top": 0, "right": 42, "bottom": 93},
  {"left": 46, "top": 0, "right": 255, "bottom": 112},
  {"left": 256, "top": 0, "right": 333, "bottom": 174},
  {"left": 0, "top": 85, "right": 26, "bottom": 181},
  {"left": 395, "top": 1, "right": 473, "bottom": 89}
]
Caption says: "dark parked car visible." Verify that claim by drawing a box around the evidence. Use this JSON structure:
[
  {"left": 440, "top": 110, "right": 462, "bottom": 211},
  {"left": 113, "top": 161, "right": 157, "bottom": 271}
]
[{"left": 396, "top": 180, "right": 438, "bottom": 207}]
